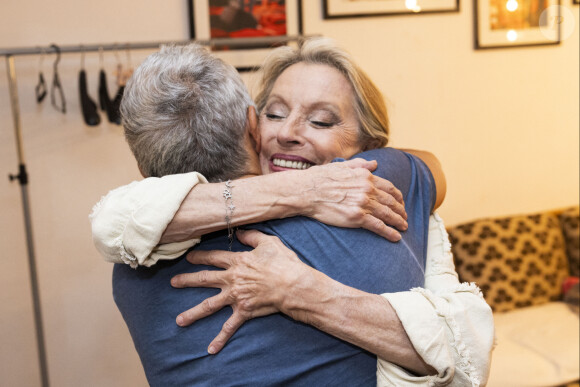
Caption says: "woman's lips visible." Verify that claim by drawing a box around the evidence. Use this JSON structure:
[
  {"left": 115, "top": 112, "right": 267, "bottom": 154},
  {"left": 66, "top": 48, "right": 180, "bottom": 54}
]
[{"left": 269, "top": 154, "right": 315, "bottom": 171}]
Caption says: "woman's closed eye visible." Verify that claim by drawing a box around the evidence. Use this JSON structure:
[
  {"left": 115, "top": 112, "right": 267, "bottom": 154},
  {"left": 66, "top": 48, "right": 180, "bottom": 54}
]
[
  {"left": 309, "top": 111, "right": 339, "bottom": 128},
  {"left": 266, "top": 113, "right": 284, "bottom": 120},
  {"left": 310, "top": 120, "right": 335, "bottom": 128}
]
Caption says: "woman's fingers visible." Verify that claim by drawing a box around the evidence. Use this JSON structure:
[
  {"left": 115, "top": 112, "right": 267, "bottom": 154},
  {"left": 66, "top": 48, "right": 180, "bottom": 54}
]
[
  {"left": 235, "top": 229, "right": 272, "bottom": 248},
  {"left": 175, "top": 292, "right": 229, "bottom": 327},
  {"left": 305, "top": 160, "right": 409, "bottom": 239},
  {"left": 360, "top": 213, "right": 402, "bottom": 242},
  {"left": 171, "top": 270, "right": 225, "bottom": 289},
  {"left": 372, "top": 174, "right": 405, "bottom": 209},
  {"left": 207, "top": 313, "right": 247, "bottom": 354},
  {"left": 343, "top": 158, "right": 405, "bottom": 208},
  {"left": 371, "top": 182, "right": 408, "bottom": 230},
  {"left": 342, "top": 157, "right": 378, "bottom": 172},
  {"left": 186, "top": 249, "right": 233, "bottom": 268}
]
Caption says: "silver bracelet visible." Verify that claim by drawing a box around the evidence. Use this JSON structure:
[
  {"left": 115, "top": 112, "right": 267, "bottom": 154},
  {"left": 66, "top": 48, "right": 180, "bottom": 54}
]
[{"left": 223, "top": 180, "right": 235, "bottom": 250}]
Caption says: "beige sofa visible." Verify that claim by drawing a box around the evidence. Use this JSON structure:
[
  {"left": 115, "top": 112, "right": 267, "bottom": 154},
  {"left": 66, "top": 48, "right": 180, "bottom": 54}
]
[{"left": 447, "top": 206, "right": 579, "bottom": 387}]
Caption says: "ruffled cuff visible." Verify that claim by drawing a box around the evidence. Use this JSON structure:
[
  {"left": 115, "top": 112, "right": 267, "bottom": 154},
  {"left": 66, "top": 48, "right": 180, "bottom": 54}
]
[
  {"left": 90, "top": 172, "right": 207, "bottom": 267},
  {"left": 381, "top": 291, "right": 455, "bottom": 385}
]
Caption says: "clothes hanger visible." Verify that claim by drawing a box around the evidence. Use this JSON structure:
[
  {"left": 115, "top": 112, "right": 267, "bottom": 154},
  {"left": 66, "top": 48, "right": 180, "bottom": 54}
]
[
  {"left": 123, "top": 43, "right": 134, "bottom": 83},
  {"left": 50, "top": 44, "right": 66, "bottom": 113},
  {"left": 97, "top": 46, "right": 119, "bottom": 124},
  {"left": 78, "top": 45, "right": 100, "bottom": 126},
  {"left": 109, "top": 44, "right": 134, "bottom": 126},
  {"left": 35, "top": 47, "right": 47, "bottom": 103},
  {"left": 98, "top": 46, "right": 108, "bottom": 112},
  {"left": 108, "top": 44, "right": 124, "bottom": 125}
]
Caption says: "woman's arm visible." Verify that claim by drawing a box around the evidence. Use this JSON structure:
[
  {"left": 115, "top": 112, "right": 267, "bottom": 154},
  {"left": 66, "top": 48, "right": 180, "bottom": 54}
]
[
  {"left": 400, "top": 149, "right": 446, "bottom": 210},
  {"left": 163, "top": 158, "right": 408, "bottom": 243},
  {"left": 171, "top": 229, "right": 435, "bottom": 376},
  {"left": 91, "top": 158, "right": 408, "bottom": 267},
  {"left": 172, "top": 217, "right": 495, "bottom": 383},
  {"left": 380, "top": 214, "right": 495, "bottom": 386}
]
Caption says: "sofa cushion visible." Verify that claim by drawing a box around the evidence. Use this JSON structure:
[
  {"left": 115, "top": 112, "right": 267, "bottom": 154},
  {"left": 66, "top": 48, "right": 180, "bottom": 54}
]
[
  {"left": 448, "top": 211, "right": 569, "bottom": 312},
  {"left": 559, "top": 206, "right": 580, "bottom": 277},
  {"left": 486, "top": 302, "right": 580, "bottom": 387}
]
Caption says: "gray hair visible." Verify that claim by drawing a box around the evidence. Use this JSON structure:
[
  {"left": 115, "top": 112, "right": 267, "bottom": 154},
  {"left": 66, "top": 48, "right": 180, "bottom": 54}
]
[
  {"left": 121, "top": 44, "right": 253, "bottom": 182},
  {"left": 255, "top": 37, "right": 390, "bottom": 149}
]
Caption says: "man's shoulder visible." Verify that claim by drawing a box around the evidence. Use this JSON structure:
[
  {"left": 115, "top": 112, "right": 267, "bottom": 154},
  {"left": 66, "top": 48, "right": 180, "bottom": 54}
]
[{"left": 352, "top": 147, "right": 415, "bottom": 168}]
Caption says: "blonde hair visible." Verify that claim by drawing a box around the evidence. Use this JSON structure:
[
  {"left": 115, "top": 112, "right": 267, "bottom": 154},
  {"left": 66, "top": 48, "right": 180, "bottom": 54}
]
[{"left": 255, "top": 37, "right": 389, "bottom": 148}]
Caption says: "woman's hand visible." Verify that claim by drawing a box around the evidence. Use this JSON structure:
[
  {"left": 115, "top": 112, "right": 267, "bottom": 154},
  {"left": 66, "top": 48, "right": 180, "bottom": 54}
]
[
  {"left": 171, "top": 229, "right": 306, "bottom": 354},
  {"left": 300, "top": 158, "right": 407, "bottom": 242}
]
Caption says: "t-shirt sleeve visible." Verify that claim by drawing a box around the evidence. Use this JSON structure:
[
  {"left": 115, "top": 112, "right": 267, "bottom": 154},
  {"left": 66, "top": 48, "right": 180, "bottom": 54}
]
[{"left": 89, "top": 172, "right": 207, "bottom": 268}]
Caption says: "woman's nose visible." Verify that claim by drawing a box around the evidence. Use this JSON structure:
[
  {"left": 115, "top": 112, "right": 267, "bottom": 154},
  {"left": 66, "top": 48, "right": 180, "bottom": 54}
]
[{"left": 276, "top": 116, "right": 303, "bottom": 146}]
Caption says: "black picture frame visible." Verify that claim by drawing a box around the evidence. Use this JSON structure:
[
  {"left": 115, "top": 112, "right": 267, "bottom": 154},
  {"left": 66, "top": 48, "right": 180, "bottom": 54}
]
[
  {"left": 323, "top": 0, "right": 459, "bottom": 18},
  {"left": 474, "top": 0, "right": 562, "bottom": 49},
  {"left": 188, "top": 0, "right": 303, "bottom": 71}
]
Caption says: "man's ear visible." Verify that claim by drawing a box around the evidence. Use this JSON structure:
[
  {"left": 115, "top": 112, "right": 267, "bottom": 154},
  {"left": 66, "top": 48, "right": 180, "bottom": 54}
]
[{"left": 247, "top": 105, "right": 260, "bottom": 153}]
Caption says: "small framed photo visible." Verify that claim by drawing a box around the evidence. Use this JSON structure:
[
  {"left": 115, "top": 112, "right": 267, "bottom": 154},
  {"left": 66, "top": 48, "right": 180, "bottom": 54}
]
[
  {"left": 323, "top": 0, "right": 459, "bottom": 18},
  {"left": 189, "top": 0, "right": 303, "bottom": 71},
  {"left": 475, "top": 0, "right": 562, "bottom": 48}
]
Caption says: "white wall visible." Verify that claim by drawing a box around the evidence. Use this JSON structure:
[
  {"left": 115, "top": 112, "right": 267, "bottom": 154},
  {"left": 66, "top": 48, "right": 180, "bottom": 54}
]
[{"left": 0, "top": 0, "right": 578, "bottom": 386}]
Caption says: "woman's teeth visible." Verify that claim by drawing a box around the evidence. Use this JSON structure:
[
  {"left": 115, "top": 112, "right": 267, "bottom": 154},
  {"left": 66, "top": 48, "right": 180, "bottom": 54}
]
[{"left": 273, "top": 158, "right": 312, "bottom": 170}]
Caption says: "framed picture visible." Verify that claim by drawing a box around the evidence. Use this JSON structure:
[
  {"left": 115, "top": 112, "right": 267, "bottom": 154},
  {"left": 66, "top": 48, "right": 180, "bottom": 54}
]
[
  {"left": 189, "top": 0, "right": 303, "bottom": 71},
  {"left": 323, "top": 0, "right": 459, "bottom": 18},
  {"left": 475, "top": 0, "right": 561, "bottom": 48}
]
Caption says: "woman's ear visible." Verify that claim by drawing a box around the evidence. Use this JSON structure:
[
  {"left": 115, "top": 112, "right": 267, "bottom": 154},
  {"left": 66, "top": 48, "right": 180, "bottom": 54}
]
[{"left": 247, "top": 105, "right": 261, "bottom": 153}]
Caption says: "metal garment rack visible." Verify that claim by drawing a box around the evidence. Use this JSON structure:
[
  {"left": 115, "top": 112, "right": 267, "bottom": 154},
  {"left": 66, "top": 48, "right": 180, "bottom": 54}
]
[{"left": 1, "top": 34, "right": 305, "bottom": 387}]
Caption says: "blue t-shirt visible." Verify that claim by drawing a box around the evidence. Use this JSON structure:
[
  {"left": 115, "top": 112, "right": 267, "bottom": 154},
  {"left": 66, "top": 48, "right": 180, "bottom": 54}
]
[{"left": 113, "top": 148, "right": 436, "bottom": 386}]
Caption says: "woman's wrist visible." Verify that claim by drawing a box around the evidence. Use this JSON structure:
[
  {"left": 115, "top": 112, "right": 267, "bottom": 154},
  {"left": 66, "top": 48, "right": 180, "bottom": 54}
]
[
  {"left": 160, "top": 172, "right": 310, "bottom": 243},
  {"left": 279, "top": 265, "right": 343, "bottom": 325}
]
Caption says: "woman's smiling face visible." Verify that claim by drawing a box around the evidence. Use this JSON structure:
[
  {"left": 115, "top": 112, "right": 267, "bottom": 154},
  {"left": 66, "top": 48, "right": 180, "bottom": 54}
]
[{"left": 258, "top": 62, "right": 364, "bottom": 174}]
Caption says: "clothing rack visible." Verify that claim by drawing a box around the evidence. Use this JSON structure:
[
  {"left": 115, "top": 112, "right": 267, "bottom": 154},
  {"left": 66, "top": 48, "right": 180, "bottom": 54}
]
[
  {"left": 0, "top": 35, "right": 305, "bottom": 56},
  {"left": 2, "top": 34, "right": 307, "bottom": 387}
]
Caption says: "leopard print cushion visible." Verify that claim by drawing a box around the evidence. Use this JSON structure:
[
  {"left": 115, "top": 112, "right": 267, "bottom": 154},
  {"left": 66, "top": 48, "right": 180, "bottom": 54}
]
[
  {"left": 559, "top": 207, "right": 580, "bottom": 277},
  {"left": 448, "top": 212, "right": 570, "bottom": 313}
]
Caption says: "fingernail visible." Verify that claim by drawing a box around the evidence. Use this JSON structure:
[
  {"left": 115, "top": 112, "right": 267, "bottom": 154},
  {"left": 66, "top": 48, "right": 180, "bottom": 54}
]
[
  {"left": 395, "top": 232, "right": 402, "bottom": 241},
  {"left": 403, "top": 221, "right": 408, "bottom": 230},
  {"left": 176, "top": 315, "right": 183, "bottom": 326},
  {"left": 208, "top": 345, "right": 216, "bottom": 354}
]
